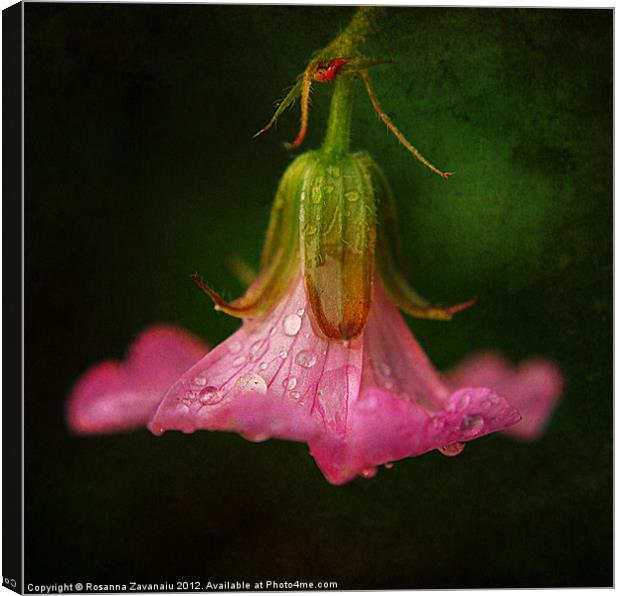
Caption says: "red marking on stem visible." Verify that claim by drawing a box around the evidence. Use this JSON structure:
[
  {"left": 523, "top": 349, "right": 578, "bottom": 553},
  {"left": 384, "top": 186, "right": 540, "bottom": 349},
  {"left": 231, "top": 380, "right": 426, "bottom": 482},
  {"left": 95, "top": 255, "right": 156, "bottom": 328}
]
[{"left": 314, "top": 58, "right": 348, "bottom": 83}]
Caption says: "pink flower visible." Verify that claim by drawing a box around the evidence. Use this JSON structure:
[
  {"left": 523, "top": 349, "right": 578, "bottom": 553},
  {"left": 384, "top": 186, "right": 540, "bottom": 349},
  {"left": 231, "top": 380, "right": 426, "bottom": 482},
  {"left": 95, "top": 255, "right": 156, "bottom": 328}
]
[
  {"left": 66, "top": 24, "right": 565, "bottom": 482},
  {"left": 69, "top": 276, "right": 562, "bottom": 484},
  {"left": 446, "top": 352, "right": 564, "bottom": 441},
  {"left": 67, "top": 325, "right": 207, "bottom": 434}
]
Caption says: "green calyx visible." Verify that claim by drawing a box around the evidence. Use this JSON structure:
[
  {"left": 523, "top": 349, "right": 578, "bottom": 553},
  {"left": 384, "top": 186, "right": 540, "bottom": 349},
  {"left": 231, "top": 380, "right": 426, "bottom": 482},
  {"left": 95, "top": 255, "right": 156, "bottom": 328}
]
[
  {"left": 301, "top": 150, "right": 376, "bottom": 341},
  {"left": 194, "top": 153, "right": 310, "bottom": 319},
  {"left": 365, "top": 157, "right": 478, "bottom": 321}
]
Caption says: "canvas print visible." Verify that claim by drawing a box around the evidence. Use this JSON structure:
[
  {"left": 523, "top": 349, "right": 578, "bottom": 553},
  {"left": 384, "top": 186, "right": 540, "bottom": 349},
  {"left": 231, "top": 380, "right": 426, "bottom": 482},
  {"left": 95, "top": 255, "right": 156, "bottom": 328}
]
[{"left": 9, "top": 2, "right": 613, "bottom": 591}]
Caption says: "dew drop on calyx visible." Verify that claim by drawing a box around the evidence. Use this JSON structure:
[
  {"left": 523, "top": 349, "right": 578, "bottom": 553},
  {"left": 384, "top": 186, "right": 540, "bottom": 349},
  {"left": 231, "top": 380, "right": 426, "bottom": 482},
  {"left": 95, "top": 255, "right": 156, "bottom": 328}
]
[
  {"left": 295, "top": 350, "right": 317, "bottom": 368},
  {"left": 235, "top": 374, "right": 267, "bottom": 394},
  {"left": 197, "top": 386, "right": 223, "bottom": 405},
  {"left": 312, "top": 185, "right": 322, "bottom": 204},
  {"left": 327, "top": 166, "right": 340, "bottom": 178},
  {"left": 283, "top": 313, "right": 302, "bottom": 336},
  {"left": 439, "top": 442, "right": 465, "bottom": 457}
]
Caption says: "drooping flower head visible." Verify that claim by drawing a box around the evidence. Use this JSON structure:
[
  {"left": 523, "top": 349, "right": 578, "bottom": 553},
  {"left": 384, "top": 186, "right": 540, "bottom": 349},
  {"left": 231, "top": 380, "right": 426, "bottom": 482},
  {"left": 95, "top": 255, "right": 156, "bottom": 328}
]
[{"left": 67, "top": 7, "right": 564, "bottom": 484}]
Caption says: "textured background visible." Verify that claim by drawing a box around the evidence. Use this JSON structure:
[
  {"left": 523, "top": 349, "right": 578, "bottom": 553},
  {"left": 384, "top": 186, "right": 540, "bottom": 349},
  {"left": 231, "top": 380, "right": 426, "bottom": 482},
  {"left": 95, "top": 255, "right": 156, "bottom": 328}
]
[{"left": 25, "top": 5, "right": 612, "bottom": 588}]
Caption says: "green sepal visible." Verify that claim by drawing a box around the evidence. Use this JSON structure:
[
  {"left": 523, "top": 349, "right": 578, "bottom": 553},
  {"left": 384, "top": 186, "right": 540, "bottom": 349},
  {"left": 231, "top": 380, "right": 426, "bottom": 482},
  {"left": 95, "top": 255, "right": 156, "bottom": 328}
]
[
  {"left": 301, "top": 150, "right": 376, "bottom": 340},
  {"left": 200, "top": 153, "right": 313, "bottom": 319},
  {"left": 365, "top": 155, "right": 477, "bottom": 320}
]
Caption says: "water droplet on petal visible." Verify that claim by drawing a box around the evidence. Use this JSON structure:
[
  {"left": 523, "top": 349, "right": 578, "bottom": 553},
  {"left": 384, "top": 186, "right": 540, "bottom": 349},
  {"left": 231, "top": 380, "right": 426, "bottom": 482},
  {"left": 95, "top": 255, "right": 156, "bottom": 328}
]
[
  {"left": 235, "top": 373, "right": 267, "bottom": 395},
  {"left": 228, "top": 340, "right": 242, "bottom": 354},
  {"left": 455, "top": 392, "right": 471, "bottom": 411},
  {"left": 192, "top": 376, "right": 207, "bottom": 386},
  {"left": 295, "top": 350, "right": 317, "bottom": 368},
  {"left": 460, "top": 415, "right": 484, "bottom": 436},
  {"left": 289, "top": 390, "right": 301, "bottom": 400},
  {"left": 258, "top": 362, "right": 268, "bottom": 371},
  {"left": 242, "top": 432, "right": 270, "bottom": 443},
  {"left": 248, "top": 339, "right": 269, "bottom": 362},
  {"left": 361, "top": 467, "right": 377, "bottom": 479},
  {"left": 384, "top": 462, "right": 394, "bottom": 470},
  {"left": 282, "top": 376, "right": 297, "bottom": 390},
  {"left": 198, "top": 386, "right": 223, "bottom": 405},
  {"left": 439, "top": 442, "right": 466, "bottom": 457},
  {"left": 232, "top": 355, "right": 245, "bottom": 367},
  {"left": 357, "top": 394, "right": 377, "bottom": 412},
  {"left": 278, "top": 348, "right": 288, "bottom": 359},
  {"left": 297, "top": 308, "right": 305, "bottom": 316},
  {"left": 269, "top": 326, "right": 278, "bottom": 337},
  {"left": 283, "top": 313, "right": 302, "bottom": 336},
  {"left": 379, "top": 362, "right": 392, "bottom": 377}
]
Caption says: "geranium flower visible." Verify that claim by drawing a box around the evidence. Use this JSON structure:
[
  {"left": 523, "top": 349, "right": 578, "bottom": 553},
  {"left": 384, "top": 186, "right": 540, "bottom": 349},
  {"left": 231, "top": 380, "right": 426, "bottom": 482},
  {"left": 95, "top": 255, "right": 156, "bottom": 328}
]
[
  {"left": 67, "top": 297, "right": 564, "bottom": 484},
  {"left": 67, "top": 6, "right": 564, "bottom": 485},
  {"left": 154, "top": 276, "right": 526, "bottom": 485}
]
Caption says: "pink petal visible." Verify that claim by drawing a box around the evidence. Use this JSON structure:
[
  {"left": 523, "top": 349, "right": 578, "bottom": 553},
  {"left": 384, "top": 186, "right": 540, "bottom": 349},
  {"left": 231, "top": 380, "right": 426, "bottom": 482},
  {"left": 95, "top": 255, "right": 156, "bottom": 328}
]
[
  {"left": 309, "top": 284, "right": 521, "bottom": 484},
  {"left": 148, "top": 278, "right": 365, "bottom": 443},
  {"left": 446, "top": 351, "right": 564, "bottom": 441},
  {"left": 150, "top": 278, "right": 521, "bottom": 484},
  {"left": 67, "top": 324, "right": 208, "bottom": 434}
]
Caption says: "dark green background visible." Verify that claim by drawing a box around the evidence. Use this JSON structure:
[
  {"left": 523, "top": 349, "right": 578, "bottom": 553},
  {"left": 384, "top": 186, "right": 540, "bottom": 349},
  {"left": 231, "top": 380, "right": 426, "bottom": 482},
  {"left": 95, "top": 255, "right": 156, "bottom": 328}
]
[{"left": 25, "top": 4, "right": 612, "bottom": 589}]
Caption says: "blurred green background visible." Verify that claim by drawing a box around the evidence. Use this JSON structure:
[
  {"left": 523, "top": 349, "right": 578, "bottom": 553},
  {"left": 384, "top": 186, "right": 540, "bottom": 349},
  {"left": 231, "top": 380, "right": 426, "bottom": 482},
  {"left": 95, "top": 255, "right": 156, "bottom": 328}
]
[{"left": 25, "top": 5, "right": 612, "bottom": 589}]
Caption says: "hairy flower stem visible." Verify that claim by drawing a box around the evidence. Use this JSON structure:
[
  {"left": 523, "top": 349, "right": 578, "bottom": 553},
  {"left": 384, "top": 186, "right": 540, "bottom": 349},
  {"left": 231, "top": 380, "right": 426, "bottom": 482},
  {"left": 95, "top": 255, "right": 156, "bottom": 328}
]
[
  {"left": 321, "top": 75, "right": 356, "bottom": 156},
  {"left": 319, "top": 6, "right": 381, "bottom": 58},
  {"left": 319, "top": 7, "right": 380, "bottom": 156}
]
